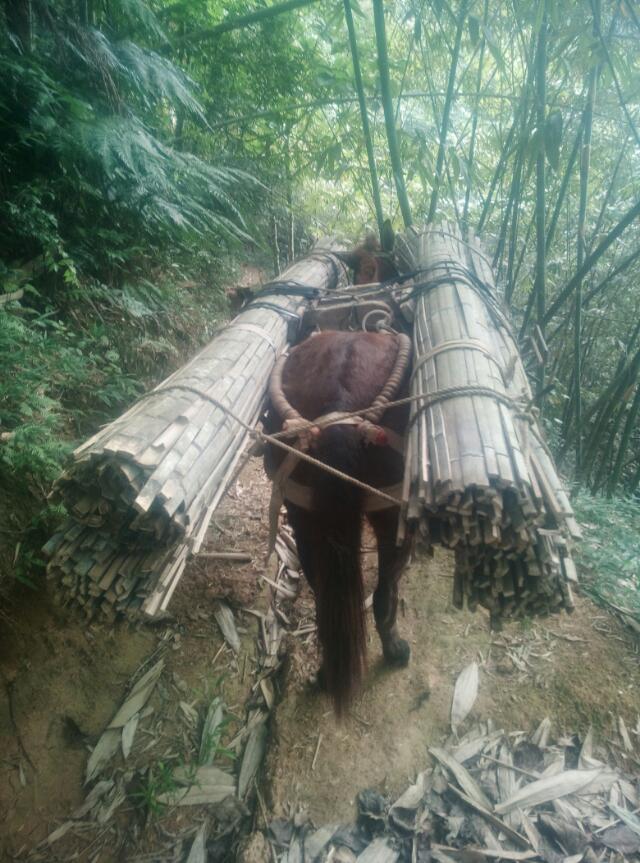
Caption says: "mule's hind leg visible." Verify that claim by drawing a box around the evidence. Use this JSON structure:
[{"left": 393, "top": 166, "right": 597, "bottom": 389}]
[{"left": 367, "top": 508, "right": 412, "bottom": 667}]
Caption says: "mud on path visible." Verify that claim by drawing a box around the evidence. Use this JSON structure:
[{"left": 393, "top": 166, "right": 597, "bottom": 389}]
[{"left": 1, "top": 457, "right": 639, "bottom": 859}]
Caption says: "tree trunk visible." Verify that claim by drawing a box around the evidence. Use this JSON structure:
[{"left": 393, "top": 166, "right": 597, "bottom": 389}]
[
  {"left": 427, "top": 0, "right": 468, "bottom": 224},
  {"left": 343, "top": 0, "right": 385, "bottom": 240},
  {"left": 372, "top": 0, "right": 413, "bottom": 227},
  {"left": 534, "top": 7, "right": 548, "bottom": 399}
]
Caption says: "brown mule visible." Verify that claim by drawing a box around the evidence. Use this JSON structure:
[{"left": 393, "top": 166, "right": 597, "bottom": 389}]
[{"left": 264, "top": 330, "right": 413, "bottom": 714}]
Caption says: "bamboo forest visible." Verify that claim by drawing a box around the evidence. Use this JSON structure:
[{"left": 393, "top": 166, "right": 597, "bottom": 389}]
[{"left": 1, "top": 0, "right": 639, "bottom": 860}]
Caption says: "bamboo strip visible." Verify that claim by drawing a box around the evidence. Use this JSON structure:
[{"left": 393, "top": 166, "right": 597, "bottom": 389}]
[
  {"left": 46, "top": 243, "right": 348, "bottom": 618},
  {"left": 397, "top": 223, "right": 579, "bottom": 624}
]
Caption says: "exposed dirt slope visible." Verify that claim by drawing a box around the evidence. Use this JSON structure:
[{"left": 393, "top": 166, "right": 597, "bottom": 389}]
[{"left": 1, "top": 458, "right": 638, "bottom": 860}]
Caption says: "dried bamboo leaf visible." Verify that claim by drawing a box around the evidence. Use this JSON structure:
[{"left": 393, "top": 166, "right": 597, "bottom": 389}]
[
  {"left": 186, "top": 820, "right": 209, "bottom": 863},
  {"left": 85, "top": 728, "right": 121, "bottom": 784},
  {"left": 305, "top": 824, "right": 340, "bottom": 861},
  {"left": 390, "top": 772, "right": 428, "bottom": 813},
  {"left": 429, "top": 746, "right": 492, "bottom": 810},
  {"left": 451, "top": 662, "right": 479, "bottom": 731},
  {"left": 215, "top": 601, "right": 241, "bottom": 654},
  {"left": 108, "top": 659, "right": 164, "bottom": 728},
  {"left": 357, "top": 838, "right": 399, "bottom": 863},
  {"left": 159, "top": 765, "right": 235, "bottom": 806},
  {"left": 579, "top": 727, "right": 594, "bottom": 769},
  {"left": 531, "top": 717, "right": 551, "bottom": 749},
  {"left": 600, "top": 823, "right": 640, "bottom": 855},
  {"left": 74, "top": 780, "right": 115, "bottom": 819},
  {"left": 431, "top": 845, "right": 536, "bottom": 861},
  {"left": 619, "top": 716, "right": 633, "bottom": 752},
  {"left": 44, "top": 821, "right": 74, "bottom": 846},
  {"left": 121, "top": 714, "right": 139, "bottom": 760},
  {"left": 453, "top": 730, "right": 503, "bottom": 764},
  {"left": 238, "top": 721, "right": 268, "bottom": 798},
  {"left": 95, "top": 781, "right": 126, "bottom": 824},
  {"left": 495, "top": 769, "right": 602, "bottom": 815},
  {"left": 608, "top": 803, "right": 640, "bottom": 838},
  {"left": 446, "top": 785, "right": 530, "bottom": 847}
]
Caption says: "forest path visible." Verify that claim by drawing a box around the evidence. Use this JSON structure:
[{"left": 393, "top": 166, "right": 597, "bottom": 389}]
[
  {"left": 0, "top": 458, "right": 638, "bottom": 859},
  {"left": 264, "top": 498, "right": 640, "bottom": 826}
]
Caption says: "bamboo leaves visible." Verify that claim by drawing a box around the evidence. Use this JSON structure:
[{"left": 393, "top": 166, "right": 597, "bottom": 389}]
[{"left": 451, "top": 662, "right": 479, "bottom": 731}]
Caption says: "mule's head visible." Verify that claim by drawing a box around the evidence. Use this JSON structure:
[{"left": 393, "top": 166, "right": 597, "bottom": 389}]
[{"left": 341, "top": 231, "right": 397, "bottom": 285}]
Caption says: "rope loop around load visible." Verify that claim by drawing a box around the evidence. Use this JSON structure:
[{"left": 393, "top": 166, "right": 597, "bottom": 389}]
[
  {"left": 268, "top": 331, "right": 412, "bottom": 429},
  {"left": 410, "top": 339, "right": 499, "bottom": 384}
]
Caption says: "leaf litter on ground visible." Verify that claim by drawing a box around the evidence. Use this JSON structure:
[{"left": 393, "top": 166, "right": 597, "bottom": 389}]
[{"left": 263, "top": 712, "right": 640, "bottom": 863}]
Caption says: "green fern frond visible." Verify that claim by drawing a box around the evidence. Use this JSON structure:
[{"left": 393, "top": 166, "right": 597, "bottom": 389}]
[
  {"left": 72, "top": 116, "right": 251, "bottom": 240},
  {"left": 115, "top": 41, "right": 206, "bottom": 122},
  {"left": 115, "top": 0, "right": 168, "bottom": 44}
]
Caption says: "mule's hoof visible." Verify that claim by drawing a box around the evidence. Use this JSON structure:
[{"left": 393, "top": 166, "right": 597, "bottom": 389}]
[{"left": 383, "top": 638, "right": 410, "bottom": 667}]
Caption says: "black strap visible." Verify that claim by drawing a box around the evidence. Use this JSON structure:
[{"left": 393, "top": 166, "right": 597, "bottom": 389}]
[
  {"left": 256, "top": 280, "right": 321, "bottom": 299},
  {"left": 247, "top": 301, "right": 301, "bottom": 321}
]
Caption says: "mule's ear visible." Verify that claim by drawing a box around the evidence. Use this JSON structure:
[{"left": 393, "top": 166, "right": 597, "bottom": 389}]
[{"left": 381, "top": 219, "right": 395, "bottom": 252}]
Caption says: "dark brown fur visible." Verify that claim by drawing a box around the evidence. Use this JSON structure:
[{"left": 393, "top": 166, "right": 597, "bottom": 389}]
[
  {"left": 265, "top": 331, "right": 412, "bottom": 714},
  {"left": 340, "top": 234, "right": 398, "bottom": 285}
]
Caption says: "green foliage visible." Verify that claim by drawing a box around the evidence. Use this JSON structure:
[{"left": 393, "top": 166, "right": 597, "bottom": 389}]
[
  {"left": 0, "top": 0, "right": 251, "bottom": 279},
  {"left": 2, "top": 0, "right": 640, "bottom": 594},
  {"left": 572, "top": 489, "right": 640, "bottom": 619},
  {"left": 132, "top": 761, "right": 179, "bottom": 817}
]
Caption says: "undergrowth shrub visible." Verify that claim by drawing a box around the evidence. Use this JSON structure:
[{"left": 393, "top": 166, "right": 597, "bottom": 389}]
[
  {"left": 572, "top": 490, "right": 640, "bottom": 620},
  {"left": 0, "top": 0, "right": 249, "bottom": 594},
  {"left": 0, "top": 259, "right": 232, "bottom": 589}
]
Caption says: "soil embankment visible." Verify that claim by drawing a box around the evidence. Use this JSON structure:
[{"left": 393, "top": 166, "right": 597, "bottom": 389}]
[{"left": 1, "top": 458, "right": 638, "bottom": 859}]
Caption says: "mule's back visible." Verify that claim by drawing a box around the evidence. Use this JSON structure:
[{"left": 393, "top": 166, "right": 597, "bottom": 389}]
[{"left": 281, "top": 331, "right": 401, "bottom": 419}]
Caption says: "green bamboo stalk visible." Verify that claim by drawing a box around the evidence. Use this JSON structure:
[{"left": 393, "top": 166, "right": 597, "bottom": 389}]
[
  {"left": 534, "top": 4, "right": 547, "bottom": 399},
  {"left": 607, "top": 383, "right": 640, "bottom": 494},
  {"left": 587, "top": 137, "right": 627, "bottom": 252},
  {"left": 628, "top": 456, "right": 640, "bottom": 495},
  {"left": 586, "top": 320, "right": 640, "bottom": 424},
  {"left": 476, "top": 89, "right": 529, "bottom": 235},
  {"left": 462, "top": 0, "right": 489, "bottom": 229},
  {"left": 583, "top": 246, "right": 640, "bottom": 307},
  {"left": 543, "top": 197, "right": 640, "bottom": 325},
  {"left": 427, "top": 0, "right": 469, "bottom": 223},
  {"left": 504, "top": 161, "right": 533, "bottom": 305},
  {"left": 590, "top": 0, "right": 640, "bottom": 149},
  {"left": 582, "top": 341, "right": 640, "bottom": 479},
  {"left": 343, "top": 0, "right": 385, "bottom": 240},
  {"left": 495, "top": 147, "right": 524, "bottom": 277},
  {"left": 372, "top": 0, "right": 412, "bottom": 227},
  {"left": 573, "top": 2, "right": 599, "bottom": 472},
  {"left": 545, "top": 114, "right": 584, "bottom": 254}
]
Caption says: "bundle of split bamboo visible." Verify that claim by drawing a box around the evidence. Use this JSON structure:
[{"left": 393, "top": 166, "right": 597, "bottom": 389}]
[
  {"left": 396, "top": 224, "right": 580, "bottom": 625},
  {"left": 45, "top": 247, "right": 348, "bottom": 619}
]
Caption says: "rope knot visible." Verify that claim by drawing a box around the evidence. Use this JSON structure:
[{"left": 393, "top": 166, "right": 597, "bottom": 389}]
[
  {"left": 282, "top": 417, "right": 320, "bottom": 452},
  {"left": 358, "top": 420, "right": 388, "bottom": 446}
]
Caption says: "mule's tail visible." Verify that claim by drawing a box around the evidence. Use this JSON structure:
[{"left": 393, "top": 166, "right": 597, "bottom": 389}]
[{"left": 312, "top": 425, "right": 366, "bottom": 715}]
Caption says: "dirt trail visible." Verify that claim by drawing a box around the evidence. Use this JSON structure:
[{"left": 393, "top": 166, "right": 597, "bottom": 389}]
[
  {"left": 266, "top": 542, "right": 640, "bottom": 825},
  {"left": 0, "top": 458, "right": 639, "bottom": 859}
]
